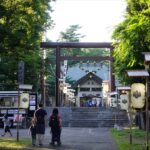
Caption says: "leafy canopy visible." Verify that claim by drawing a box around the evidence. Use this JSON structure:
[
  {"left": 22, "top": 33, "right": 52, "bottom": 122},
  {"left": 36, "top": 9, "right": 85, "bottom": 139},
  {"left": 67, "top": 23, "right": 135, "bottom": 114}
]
[
  {"left": 0, "top": 0, "right": 54, "bottom": 91},
  {"left": 112, "top": 0, "right": 150, "bottom": 84}
]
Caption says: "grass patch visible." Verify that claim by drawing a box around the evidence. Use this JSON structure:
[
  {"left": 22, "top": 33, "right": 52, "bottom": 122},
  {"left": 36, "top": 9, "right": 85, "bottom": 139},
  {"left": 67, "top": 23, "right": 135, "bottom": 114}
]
[
  {"left": 110, "top": 127, "right": 149, "bottom": 150},
  {"left": 0, "top": 138, "right": 30, "bottom": 150}
]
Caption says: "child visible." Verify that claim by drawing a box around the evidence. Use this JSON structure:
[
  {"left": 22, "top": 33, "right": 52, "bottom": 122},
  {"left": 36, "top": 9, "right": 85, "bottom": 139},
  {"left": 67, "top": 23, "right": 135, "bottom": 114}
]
[
  {"left": 49, "top": 108, "right": 62, "bottom": 146},
  {"left": 1, "top": 114, "right": 12, "bottom": 137},
  {"left": 29, "top": 118, "right": 36, "bottom": 147}
]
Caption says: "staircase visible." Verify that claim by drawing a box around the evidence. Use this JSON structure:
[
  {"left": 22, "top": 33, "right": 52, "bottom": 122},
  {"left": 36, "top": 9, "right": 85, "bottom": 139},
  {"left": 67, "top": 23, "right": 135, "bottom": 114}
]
[
  {"left": 69, "top": 107, "right": 129, "bottom": 127},
  {"left": 98, "top": 109, "right": 129, "bottom": 127},
  {"left": 69, "top": 107, "right": 99, "bottom": 127}
]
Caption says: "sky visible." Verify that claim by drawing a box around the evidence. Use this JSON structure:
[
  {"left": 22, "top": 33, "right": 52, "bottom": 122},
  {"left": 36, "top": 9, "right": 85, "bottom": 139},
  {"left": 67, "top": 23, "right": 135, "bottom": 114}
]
[{"left": 46, "top": 0, "right": 126, "bottom": 42}]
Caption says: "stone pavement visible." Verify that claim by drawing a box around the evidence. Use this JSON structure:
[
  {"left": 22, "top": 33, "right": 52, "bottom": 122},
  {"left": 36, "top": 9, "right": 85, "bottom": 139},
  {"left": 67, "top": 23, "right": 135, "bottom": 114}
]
[{"left": 1, "top": 127, "right": 117, "bottom": 150}]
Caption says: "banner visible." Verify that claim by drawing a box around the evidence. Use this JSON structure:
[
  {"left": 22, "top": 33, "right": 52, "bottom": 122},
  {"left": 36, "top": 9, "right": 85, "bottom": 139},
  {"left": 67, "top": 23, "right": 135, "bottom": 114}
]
[
  {"left": 131, "top": 83, "right": 145, "bottom": 108},
  {"left": 120, "top": 94, "right": 129, "bottom": 110},
  {"left": 63, "top": 60, "right": 68, "bottom": 81},
  {"left": 20, "top": 93, "right": 29, "bottom": 108}
]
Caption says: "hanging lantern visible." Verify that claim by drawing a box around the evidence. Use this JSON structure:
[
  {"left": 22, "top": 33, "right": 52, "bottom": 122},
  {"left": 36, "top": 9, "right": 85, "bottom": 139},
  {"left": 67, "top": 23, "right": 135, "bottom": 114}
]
[{"left": 131, "top": 83, "right": 145, "bottom": 108}]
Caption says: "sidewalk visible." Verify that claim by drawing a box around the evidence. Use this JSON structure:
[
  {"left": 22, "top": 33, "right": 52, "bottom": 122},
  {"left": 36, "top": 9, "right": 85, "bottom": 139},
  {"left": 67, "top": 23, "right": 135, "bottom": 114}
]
[{"left": 1, "top": 127, "right": 117, "bottom": 150}]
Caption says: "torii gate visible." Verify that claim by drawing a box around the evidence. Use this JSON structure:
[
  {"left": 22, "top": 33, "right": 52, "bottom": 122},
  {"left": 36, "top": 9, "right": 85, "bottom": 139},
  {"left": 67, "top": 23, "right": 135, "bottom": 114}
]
[{"left": 41, "top": 42, "right": 114, "bottom": 106}]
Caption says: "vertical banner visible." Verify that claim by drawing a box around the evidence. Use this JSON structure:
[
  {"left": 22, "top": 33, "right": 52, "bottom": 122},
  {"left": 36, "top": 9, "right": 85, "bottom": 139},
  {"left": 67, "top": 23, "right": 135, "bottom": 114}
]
[
  {"left": 63, "top": 60, "right": 68, "bottom": 81},
  {"left": 131, "top": 83, "right": 145, "bottom": 108}
]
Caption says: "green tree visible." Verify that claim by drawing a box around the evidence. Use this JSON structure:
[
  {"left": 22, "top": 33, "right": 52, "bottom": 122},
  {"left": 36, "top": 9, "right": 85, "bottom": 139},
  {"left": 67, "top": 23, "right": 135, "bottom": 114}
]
[
  {"left": 112, "top": 0, "right": 150, "bottom": 84},
  {"left": 0, "top": 0, "right": 54, "bottom": 91},
  {"left": 58, "top": 24, "right": 84, "bottom": 42},
  {"left": 58, "top": 24, "right": 85, "bottom": 57}
]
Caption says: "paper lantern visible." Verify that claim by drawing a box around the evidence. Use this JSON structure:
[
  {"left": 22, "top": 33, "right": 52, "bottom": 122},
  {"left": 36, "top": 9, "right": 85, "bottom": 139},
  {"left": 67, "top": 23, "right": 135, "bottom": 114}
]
[{"left": 131, "top": 83, "right": 145, "bottom": 108}]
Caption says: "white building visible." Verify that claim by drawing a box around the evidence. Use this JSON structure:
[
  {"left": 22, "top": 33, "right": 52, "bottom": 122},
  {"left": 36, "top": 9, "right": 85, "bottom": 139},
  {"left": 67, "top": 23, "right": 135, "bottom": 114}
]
[{"left": 74, "top": 72, "right": 107, "bottom": 107}]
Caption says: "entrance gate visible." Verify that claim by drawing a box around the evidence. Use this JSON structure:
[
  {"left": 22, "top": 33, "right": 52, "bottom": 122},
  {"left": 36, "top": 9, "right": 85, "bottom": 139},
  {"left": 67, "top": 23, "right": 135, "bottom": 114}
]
[{"left": 41, "top": 42, "right": 114, "bottom": 106}]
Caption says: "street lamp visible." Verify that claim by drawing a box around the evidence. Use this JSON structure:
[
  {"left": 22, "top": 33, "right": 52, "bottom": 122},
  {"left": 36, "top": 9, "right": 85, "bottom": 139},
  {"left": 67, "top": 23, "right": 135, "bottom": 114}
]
[
  {"left": 109, "top": 91, "right": 118, "bottom": 126},
  {"left": 143, "top": 52, "right": 150, "bottom": 150},
  {"left": 117, "top": 86, "right": 132, "bottom": 144},
  {"left": 127, "top": 69, "right": 149, "bottom": 149},
  {"left": 17, "top": 84, "right": 32, "bottom": 141}
]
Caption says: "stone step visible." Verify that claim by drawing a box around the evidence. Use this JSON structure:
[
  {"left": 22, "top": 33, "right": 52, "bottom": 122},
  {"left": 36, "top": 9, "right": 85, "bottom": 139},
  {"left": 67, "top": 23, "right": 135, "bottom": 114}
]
[
  {"left": 71, "top": 107, "right": 99, "bottom": 112},
  {"left": 70, "top": 124, "right": 99, "bottom": 127},
  {"left": 69, "top": 108, "right": 129, "bottom": 127},
  {"left": 69, "top": 122, "right": 99, "bottom": 127},
  {"left": 71, "top": 112, "right": 99, "bottom": 115},
  {"left": 71, "top": 114, "right": 98, "bottom": 118}
]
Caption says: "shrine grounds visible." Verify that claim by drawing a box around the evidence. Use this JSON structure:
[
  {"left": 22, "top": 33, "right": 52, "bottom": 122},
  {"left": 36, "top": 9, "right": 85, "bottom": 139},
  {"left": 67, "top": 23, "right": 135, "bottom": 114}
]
[
  {"left": 0, "top": 127, "right": 149, "bottom": 150},
  {"left": 0, "top": 127, "right": 117, "bottom": 150}
]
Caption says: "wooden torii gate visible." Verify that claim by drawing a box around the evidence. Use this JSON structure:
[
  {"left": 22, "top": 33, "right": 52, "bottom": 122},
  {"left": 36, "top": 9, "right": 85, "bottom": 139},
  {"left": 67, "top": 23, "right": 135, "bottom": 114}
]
[{"left": 41, "top": 42, "right": 114, "bottom": 106}]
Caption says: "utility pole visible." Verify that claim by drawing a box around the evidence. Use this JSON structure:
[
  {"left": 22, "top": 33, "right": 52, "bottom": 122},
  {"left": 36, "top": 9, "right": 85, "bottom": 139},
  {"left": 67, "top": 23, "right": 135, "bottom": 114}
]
[
  {"left": 41, "top": 49, "right": 46, "bottom": 107},
  {"left": 17, "top": 60, "right": 24, "bottom": 141},
  {"left": 56, "top": 46, "right": 61, "bottom": 106}
]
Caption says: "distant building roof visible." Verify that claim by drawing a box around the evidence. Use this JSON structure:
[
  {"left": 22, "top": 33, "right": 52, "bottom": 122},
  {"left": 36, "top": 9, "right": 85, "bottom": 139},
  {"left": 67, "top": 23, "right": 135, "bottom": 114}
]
[{"left": 74, "top": 72, "right": 102, "bottom": 88}]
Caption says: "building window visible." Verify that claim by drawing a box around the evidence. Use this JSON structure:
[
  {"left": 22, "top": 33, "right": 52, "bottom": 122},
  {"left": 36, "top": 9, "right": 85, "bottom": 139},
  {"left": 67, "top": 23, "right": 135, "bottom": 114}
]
[
  {"left": 80, "top": 88, "right": 90, "bottom": 91},
  {"left": 92, "top": 88, "right": 101, "bottom": 91}
]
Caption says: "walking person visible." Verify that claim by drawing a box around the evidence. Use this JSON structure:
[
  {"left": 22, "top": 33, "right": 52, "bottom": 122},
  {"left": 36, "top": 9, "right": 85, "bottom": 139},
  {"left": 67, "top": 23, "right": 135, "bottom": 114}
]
[
  {"left": 1, "top": 114, "right": 13, "bottom": 137},
  {"left": 29, "top": 118, "right": 36, "bottom": 147},
  {"left": 49, "top": 108, "right": 62, "bottom": 146},
  {"left": 34, "top": 103, "right": 47, "bottom": 147}
]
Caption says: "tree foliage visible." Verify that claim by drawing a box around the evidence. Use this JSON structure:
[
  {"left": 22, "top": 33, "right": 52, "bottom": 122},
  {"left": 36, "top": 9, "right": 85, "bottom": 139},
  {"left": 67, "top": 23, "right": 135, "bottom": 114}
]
[
  {"left": 57, "top": 24, "right": 85, "bottom": 57},
  {"left": 112, "top": 0, "right": 150, "bottom": 84},
  {"left": 58, "top": 24, "right": 85, "bottom": 42},
  {"left": 0, "top": 0, "right": 54, "bottom": 91}
]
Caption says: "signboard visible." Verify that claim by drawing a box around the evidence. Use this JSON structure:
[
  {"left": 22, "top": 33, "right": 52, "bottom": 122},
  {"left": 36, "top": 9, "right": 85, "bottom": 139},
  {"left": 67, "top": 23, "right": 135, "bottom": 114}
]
[
  {"left": 110, "top": 97, "right": 117, "bottom": 108},
  {"left": 29, "top": 94, "right": 37, "bottom": 111},
  {"left": 20, "top": 93, "right": 29, "bottom": 108},
  {"left": 131, "top": 83, "right": 145, "bottom": 108},
  {"left": 120, "top": 94, "right": 129, "bottom": 110},
  {"left": 63, "top": 86, "right": 67, "bottom": 94},
  {"left": 59, "top": 83, "right": 64, "bottom": 90},
  {"left": 19, "top": 84, "right": 32, "bottom": 90}
]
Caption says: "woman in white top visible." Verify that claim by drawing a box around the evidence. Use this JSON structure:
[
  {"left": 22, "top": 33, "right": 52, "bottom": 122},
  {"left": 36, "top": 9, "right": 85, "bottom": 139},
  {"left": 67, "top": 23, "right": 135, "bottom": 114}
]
[{"left": 1, "top": 114, "right": 13, "bottom": 137}]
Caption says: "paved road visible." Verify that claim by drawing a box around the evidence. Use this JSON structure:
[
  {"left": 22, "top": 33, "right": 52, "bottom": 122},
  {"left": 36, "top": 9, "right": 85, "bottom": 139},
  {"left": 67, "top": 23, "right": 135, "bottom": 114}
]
[{"left": 1, "top": 127, "right": 117, "bottom": 150}]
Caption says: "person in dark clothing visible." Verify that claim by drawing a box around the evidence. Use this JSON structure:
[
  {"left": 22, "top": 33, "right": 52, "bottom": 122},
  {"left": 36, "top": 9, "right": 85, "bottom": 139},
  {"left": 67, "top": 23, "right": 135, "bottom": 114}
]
[
  {"left": 49, "top": 108, "right": 62, "bottom": 146},
  {"left": 34, "top": 103, "right": 47, "bottom": 147},
  {"left": 29, "top": 118, "right": 36, "bottom": 146}
]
